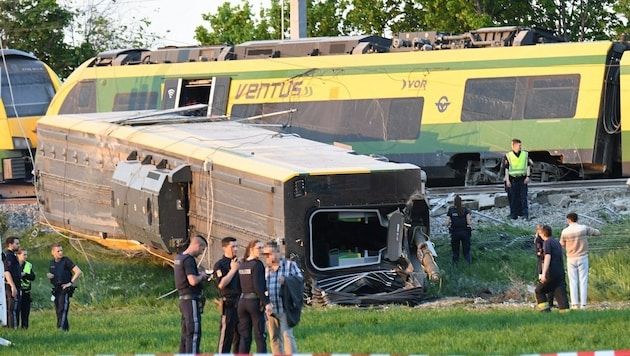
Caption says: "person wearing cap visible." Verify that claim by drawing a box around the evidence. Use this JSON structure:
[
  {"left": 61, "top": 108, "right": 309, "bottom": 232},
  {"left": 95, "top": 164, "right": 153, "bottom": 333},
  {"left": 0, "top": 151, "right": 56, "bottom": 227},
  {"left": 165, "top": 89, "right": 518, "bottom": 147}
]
[
  {"left": 534, "top": 225, "right": 569, "bottom": 312},
  {"left": 264, "top": 241, "right": 304, "bottom": 354}
]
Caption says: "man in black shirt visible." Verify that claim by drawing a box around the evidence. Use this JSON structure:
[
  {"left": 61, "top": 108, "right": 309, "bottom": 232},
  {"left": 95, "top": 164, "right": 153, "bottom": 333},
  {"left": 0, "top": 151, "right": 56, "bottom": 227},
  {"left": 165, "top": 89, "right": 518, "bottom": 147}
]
[
  {"left": 174, "top": 235, "right": 208, "bottom": 354},
  {"left": 3, "top": 236, "right": 21, "bottom": 328},
  {"left": 46, "top": 243, "right": 82, "bottom": 331},
  {"left": 213, "top": 236, "right": 241, "bottom": 353},
  {"left": 534, "top": 225, "right": 569, "bottom": 312}
]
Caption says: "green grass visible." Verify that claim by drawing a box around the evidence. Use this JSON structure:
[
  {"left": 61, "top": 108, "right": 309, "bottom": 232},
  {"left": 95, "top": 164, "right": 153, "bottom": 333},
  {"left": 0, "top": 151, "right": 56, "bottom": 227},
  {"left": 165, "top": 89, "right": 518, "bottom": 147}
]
[{"left": 1, "top": 214, "right": 630, "bottom": 355}]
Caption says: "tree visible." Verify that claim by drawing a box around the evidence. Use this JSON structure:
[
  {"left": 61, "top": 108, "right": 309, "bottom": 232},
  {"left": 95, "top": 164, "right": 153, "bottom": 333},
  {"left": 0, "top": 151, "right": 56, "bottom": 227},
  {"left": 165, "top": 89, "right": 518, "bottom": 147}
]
[
  {"left": 533, "top": 0, "right": 620, "bottom": 40},
  {"left": 307, "top": 0, "right": 348, "bottom": 36},
  {"left": 0, "top": 0, "right": 73, "bottom": 76},
  {"left": 195, "top": 1, "right": 270, "bottom": 45},
  {"left": 64, "top": 0, "right": 159, "bottom": 77}
]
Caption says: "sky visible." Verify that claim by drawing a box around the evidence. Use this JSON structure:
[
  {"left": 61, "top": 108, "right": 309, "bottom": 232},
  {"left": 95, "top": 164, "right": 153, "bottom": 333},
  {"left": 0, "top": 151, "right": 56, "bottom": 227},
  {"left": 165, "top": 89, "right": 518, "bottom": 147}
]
[{"left": 118, "top": 0, "right": 272, "bottom": 47}]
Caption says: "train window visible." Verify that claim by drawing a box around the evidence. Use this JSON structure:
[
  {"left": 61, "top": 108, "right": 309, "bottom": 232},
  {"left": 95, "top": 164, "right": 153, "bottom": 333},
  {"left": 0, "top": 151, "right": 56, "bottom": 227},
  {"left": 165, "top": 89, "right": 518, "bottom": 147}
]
[
  {"left": 0, "top": 61, "right": 56, "bottom": 117},
  {"left": 113, "top": 92, "right": 158, "bottom": 111},
  {"left": 523, "top": 75, "right": 579, "bottom": 119},
  {"left": 59, "top": 80, "right": 97, "bottom": 114},
  {"left": 231, "top": 97, "right": 421, "bottom": 142},
  {"left": 462, "top": 74, "right": 580, "bottom": 121},
  {"left": 462, "top": 77, "right": 515, "bottom": 121}
]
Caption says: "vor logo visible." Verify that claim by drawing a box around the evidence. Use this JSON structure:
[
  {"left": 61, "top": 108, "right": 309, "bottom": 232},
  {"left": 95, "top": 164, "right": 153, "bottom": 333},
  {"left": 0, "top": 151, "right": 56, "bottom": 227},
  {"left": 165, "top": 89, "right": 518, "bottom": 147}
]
[{"left": 435, "top": 96, "right": 450, "bottom": 112}]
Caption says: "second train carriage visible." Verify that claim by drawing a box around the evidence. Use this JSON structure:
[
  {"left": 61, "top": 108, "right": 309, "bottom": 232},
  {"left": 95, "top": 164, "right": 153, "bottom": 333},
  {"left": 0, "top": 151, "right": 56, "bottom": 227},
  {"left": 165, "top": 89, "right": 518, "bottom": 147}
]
[
  {"left": 35, "top": 109, "right": 439, "bottom": 305},
  {"left": 44, "top": 26, "right": 630, "bottom": 186}
]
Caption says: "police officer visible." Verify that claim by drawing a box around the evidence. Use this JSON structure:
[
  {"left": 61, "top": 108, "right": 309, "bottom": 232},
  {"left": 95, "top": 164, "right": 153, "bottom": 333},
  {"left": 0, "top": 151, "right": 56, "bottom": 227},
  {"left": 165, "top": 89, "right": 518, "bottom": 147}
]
[
  {"left": 17, "top": 248, "right": 35, "bottom": 329},
  {"left": 3, "top": 236, "right": 21, "bottom": 329},
  {"left": 47, "top": 243, "right": 82, "bottom": 331},
  {"left": 237, "top": 240, "right": 272, "bottom": 353},
  {"left": 174, "top": 235, "right": 208, "bottom": 354},
  {"left": 214, "top": 236, "right": 241, "bottom": 353},
  {"left": 504, "top": 138, "right": 534, "bottom": 220}
]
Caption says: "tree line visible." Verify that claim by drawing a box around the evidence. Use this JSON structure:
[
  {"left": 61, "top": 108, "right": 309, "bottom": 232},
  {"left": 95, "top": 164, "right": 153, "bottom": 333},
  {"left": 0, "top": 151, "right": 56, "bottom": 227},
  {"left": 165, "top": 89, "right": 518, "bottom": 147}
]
[{"left": 2, "top": 0, "right": 630, "bottom": 79}]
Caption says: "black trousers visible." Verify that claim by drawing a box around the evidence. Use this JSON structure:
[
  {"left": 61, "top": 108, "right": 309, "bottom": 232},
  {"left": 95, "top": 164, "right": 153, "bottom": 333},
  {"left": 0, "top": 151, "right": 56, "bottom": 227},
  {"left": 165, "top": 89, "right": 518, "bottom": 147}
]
[
  {"left": 18, "top": 292, "right": 32, "bottom": 329},
  {"left": 237, "top": 298, "right": 267, "bottom": 353},
  {"left": 451, "top": 229, "right": 471, "bottom": 264},
  {"left": 179, "top": 299, "right": 203, "bottom": 354},
  {"left": 508, "top": 176, "right": 528, "bottom": 218},
  {"left": 54, "top": 291, "right": 71, "bottom": 331},
  {"left": 217, "top": 298, "right": 240, "bottom": 353},
  {"left": 535, "top": 274, "right": 569, "bottom": 310}
]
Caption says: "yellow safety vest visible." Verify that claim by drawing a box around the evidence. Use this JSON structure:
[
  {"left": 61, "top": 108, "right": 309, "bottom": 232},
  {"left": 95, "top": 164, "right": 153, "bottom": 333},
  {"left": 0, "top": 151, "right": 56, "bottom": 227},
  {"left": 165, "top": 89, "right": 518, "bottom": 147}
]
[
  {"left": 507, "top": 151, "right": 528, "bottom": 177},
  {"left": 21, "top": 261, "right": 33, "bottom": 292}
]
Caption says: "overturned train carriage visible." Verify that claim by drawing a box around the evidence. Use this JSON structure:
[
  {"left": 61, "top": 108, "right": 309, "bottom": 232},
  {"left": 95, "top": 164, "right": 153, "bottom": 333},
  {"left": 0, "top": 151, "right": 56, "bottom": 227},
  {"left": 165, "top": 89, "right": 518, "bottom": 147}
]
[{"left": 35, "top": 110, "right": 440, "bottom": 305}]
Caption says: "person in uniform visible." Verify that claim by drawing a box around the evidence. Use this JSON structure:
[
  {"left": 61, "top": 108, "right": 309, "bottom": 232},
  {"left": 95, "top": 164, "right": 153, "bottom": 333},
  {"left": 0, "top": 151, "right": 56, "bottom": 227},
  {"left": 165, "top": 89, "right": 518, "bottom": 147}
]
[
  {"left": 174, "top": 235, "right": 208, "bottom": 354},
  {"left": 213, "top": 236, "right": 241, "bottom": 353},
  {"left": 3, "top": 236, "right": 21, "bottom": 329},
  {"left": 503, "top": 138, "right": 534, "bottom": 220},
  {"left": 445, "top": 195, "right": 473, "bottom": 265},
  {"left": 46, "top": 243, "right": 82, "bottom": 331},
  {"left": 17, "top": 247, "right": 35, "bottom": 329},
  {"left": 237, "top": 240, "right": 271, "bottom": 353}
]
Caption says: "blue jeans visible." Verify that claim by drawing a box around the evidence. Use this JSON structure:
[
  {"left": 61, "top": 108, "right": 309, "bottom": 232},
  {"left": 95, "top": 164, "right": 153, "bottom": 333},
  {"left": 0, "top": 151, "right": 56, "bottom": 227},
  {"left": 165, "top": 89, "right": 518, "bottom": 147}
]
[{"left": 567, "top": 255, "right": 589, "bottom": 308}]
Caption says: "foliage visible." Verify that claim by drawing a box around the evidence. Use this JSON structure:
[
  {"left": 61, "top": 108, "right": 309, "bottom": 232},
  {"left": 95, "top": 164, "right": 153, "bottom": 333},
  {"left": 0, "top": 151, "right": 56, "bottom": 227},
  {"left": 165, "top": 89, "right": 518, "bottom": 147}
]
[
  {"left": 195, "top": 1, "right": 274, "bottom": 46},
  {"left": 0, "top": 211, "right": 7, "bottom": 236},
  {"left": 0, "top": 0, "right": 158, "bottom": 79},
  {"left": 0, "top": 0, "right": 74, "bottom": 78},
  {"left": 196, "top": 0, "right": 627, "bottom": 44}
]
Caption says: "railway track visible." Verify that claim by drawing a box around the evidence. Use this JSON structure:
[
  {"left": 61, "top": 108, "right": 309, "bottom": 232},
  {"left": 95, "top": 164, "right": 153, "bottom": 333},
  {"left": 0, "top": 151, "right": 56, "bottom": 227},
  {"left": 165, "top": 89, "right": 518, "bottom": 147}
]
[
  {"left": 427, "top": 178, "right": 629, "bottom": 197},
  {"left": 1, "top": 178, "right": 628, "bottom": 204}
]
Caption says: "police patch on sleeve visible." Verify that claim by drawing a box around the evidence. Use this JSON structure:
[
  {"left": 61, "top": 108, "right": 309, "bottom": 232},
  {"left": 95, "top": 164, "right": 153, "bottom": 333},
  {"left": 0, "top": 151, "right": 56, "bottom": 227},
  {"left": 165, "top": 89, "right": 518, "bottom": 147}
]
[{"left": 216, "top": 270, "right": 223, "bottom": 277}]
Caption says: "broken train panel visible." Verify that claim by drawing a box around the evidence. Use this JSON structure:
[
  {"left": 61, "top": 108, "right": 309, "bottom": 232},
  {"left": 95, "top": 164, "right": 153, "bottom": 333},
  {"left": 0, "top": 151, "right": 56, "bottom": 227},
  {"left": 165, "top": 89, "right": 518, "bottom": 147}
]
[{"left": 35, "top": 111, "right": 439, "bottom": 305}]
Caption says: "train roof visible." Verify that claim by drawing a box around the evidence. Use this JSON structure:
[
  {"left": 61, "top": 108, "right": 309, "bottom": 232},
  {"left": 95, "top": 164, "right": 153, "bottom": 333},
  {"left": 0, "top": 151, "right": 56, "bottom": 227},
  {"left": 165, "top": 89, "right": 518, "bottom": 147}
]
[
  {"left": 0, "top": 49, "right": 38, "bottom": 61},
  {"left": 37, "top": 111, "right": 420, "bottom": 181},
  {"left": 87, "top": 26, "right": 570, "bottom": 66}
]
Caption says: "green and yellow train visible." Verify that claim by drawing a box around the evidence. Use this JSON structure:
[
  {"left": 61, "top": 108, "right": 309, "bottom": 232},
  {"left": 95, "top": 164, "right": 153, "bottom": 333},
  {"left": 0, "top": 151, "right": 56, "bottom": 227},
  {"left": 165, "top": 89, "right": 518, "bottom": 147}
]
[
  {"left": 45, "top": 26, "right": 630, "bottom": 186},
  {"left": 0, "top": 49, "right": 59, "bottom": 187}
]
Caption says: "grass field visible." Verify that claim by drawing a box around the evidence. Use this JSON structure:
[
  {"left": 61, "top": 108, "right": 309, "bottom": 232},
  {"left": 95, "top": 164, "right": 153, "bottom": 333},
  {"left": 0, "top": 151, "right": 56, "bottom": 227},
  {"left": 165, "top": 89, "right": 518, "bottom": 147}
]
[{"left": 1, "top": 213, "right": 630, "bottom": 355}]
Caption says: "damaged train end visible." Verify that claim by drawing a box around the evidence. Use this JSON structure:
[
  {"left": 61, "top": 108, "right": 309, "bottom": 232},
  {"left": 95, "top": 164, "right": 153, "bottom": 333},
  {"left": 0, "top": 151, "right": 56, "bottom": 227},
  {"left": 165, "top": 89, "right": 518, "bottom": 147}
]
[{"left": 34, "top": 110, "right": 439, "bottom": 306}]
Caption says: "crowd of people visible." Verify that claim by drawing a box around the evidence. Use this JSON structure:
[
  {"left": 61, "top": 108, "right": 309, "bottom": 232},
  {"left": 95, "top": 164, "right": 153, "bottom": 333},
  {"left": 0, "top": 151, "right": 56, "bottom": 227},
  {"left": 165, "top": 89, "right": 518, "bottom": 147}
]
[
  {"left": 174, "top": 235, "right": 304, "bottom": 354},
  {"left": 3, "top": 237, "right": 82, "bottom": 331}
]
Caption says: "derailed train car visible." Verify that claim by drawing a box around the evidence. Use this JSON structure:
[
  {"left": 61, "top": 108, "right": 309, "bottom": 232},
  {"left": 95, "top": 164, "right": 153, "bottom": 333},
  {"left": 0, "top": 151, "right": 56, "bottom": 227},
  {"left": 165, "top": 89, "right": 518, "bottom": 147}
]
[{"left": 35, "top": 108, "right": 440, "bottom": 305}]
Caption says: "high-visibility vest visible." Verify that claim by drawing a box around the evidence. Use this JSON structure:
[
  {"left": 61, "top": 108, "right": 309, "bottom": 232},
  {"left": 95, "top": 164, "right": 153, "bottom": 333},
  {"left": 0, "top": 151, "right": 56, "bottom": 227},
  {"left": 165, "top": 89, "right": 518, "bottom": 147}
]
[
  {"left": 507, "top": 151, "right": 528, "bottom": 177},
  {"left": 21, "top": 261, "right": 33, "bottom": 292}
]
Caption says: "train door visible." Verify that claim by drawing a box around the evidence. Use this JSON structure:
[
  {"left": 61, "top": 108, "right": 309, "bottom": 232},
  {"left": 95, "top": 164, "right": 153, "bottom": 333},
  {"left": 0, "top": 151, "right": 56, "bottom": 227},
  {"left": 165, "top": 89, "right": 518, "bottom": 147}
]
[{"left": 161, "top": 77, "right": 231, "bottom": 118}]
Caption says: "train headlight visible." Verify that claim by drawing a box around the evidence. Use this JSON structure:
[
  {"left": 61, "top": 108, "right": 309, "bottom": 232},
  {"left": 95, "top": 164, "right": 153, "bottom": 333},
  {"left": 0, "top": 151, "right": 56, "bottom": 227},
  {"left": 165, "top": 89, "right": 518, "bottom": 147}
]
[{"left": 12, "top": 137, "right": 32, "bottom": 150}]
